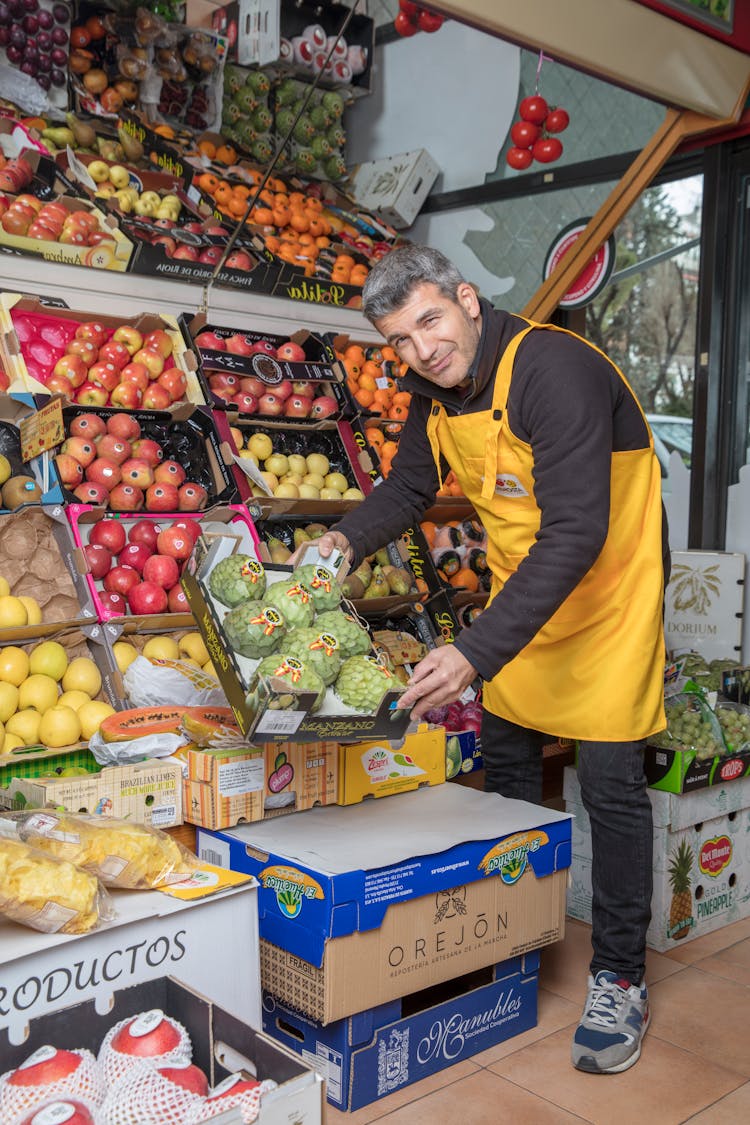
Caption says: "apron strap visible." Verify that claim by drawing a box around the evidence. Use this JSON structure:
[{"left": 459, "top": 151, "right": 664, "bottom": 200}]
[{"left": 480, "top": 323, "right": 536, "bottom": 500}]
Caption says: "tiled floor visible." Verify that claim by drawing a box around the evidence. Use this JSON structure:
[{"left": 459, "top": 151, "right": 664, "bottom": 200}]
[{"left": 326, "top": 915, "right": 750, "bottom": 1124}]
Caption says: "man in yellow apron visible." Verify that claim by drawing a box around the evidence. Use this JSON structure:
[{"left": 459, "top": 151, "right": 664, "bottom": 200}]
[{"left": 320, "top": 245, "right": 667, "bottom": 1075}]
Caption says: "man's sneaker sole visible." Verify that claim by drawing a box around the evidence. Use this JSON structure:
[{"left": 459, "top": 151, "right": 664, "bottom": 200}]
[{"left": 573, "top": 1007, "right": 650, "bottom": 1074}]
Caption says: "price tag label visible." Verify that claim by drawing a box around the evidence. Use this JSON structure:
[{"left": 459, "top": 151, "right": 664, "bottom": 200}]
[
  {"left": 66, "top": 145, "right": 98, "bottom": 192},
  {"left": 376, "top": 376, "right": 390, "bottom": 389},
  {"left": 255, "top": 708, "right": 305, "bottom": 735},
  {"left": 20, "top": 398, "right": 64, "bottom": 463}
]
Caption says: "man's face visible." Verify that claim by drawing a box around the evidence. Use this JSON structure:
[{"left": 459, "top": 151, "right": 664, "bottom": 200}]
[{"left": 375, "top": 281, "right": 482, "bottom": 390}]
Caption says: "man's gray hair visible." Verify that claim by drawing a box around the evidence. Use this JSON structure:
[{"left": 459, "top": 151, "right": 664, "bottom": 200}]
[{"left": 361, "top": 244, "right": 466, "bottom": 323}]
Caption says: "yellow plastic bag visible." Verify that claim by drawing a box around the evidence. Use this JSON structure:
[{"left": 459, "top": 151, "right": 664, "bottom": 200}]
[{"left": 0, "top": 836, "right": 108, "bottom": 933}]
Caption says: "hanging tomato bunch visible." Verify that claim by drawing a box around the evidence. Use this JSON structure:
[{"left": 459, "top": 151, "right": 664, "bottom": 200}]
[
  {"left": 506, "top": 95, "right": 570, "bottom": 171},
  {"left": 394, "top": 1, "right": 445, "bottom": 36}
]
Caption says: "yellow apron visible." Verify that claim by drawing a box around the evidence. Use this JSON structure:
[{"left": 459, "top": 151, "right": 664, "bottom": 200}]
[{"left": 426, "top": 320, "right": 666, "bottom": 741}]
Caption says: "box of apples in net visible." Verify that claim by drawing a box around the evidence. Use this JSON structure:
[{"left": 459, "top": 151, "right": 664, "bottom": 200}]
[{"left": 186, "top": 313, "right": 350, "bottom": 420}]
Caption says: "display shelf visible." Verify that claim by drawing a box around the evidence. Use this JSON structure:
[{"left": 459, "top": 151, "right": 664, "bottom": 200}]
[{"left": 0, "top": 255, "right": 381, "bottom": 342}]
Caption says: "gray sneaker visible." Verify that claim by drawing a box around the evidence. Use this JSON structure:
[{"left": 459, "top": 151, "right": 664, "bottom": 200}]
[{"left": 572, "top": 970, "right": 650, "bottom": 1074}]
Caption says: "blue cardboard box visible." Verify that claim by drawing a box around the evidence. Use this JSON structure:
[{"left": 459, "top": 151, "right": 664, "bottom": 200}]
[
  {"left": 263, "top": 951, "right": 539, "bottom": 1111},
  {"left": 446, "top": 729, "right": 483, "bottom": 778},
  {"left": 198, "top": 786, "right": 570, "bottom": 1022}
]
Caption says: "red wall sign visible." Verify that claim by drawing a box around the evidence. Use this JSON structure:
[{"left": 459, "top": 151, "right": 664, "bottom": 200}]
[{"left": 542, "top": 220, "right": 616, "bottom": 310}]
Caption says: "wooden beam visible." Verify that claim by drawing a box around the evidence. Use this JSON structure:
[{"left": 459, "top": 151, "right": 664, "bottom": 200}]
[{"left": 523, "top": 90, "right": 750, "bottom": 323}]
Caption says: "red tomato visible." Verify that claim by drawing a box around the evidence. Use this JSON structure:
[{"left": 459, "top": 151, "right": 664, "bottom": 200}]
[
  {"left": 394, "top": 10, "right": 418, "bottom": 35},
  {"left": 532, "top": 137, "right": 563, "bottom": 163},
  {"left": 510, "top": 120, "right": 540, "bottom": 147},
  {"left": 545, "top": 107, "right": 570, "bottom": 134},
  {"left": 519, "top": 95, "right": 549, "bottom": 124},
  {"left": 71, "top": 26, "right": 92, "bottom": 49},
  {"left": 417, "top": 9, "right": 444, "bottom": 31},
  {"left": 398, "top": 0, "right": 420, "bottom": 15},
  {"left": 506, "top": 146, "right": 533, "bottom": 171}
]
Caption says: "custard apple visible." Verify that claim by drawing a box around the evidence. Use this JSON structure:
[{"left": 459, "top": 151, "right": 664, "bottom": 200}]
[
  {"left": 256, "top": 653, "right": 326, "bottom": 711},
  {"left": 334, "top": 655, "right": 402, "bottom": 714},
  {"left": 223, "top": 600, "right": 287, "bottom": 659},
  {"left": 208, "top": 554, "right": 266, "bottom": 607},
  {"left": 290, "top": 564, "right": 342, "bottom": 613},
  {"left": 265, "top": 578, "right": 315, "bottom": 629},
  {"left": 285, "top": 626, "right": 342, "bottom": 686},
  {"left": 315, "top": 609, "right": 371, "bottom": 658}
]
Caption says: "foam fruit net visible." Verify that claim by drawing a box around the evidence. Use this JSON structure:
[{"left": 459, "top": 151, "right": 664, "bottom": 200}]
[
  {"left": 0, "top": 1049, "right": 105, "bottom": 1120},
  {"left": 98, "top": 1012, "right": 192, "bottom": 1089}
]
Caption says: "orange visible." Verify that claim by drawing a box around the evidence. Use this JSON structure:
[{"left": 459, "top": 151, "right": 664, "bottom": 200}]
[
  {"left": 364, "top": 427, "right": 384, "bottom": 450},
  {"left": 268, "top": 176, "right": 287, "bottom": 193},
  {"left": 381, "top": 440, "right": 399, "bottom": 460},
  {"left": 305, "top": 197, "right": 323, "bottom": 212},
  {"left": 344, "top": 344, "right": 366, "bottom": 364},
  {"left": 273, "top": 208, "right": 291, "bottom": 228},
  {"left": 355, "top": 388, "right": 374, "bottom": 408},
  {"left": 372, "top": 389, "right": 392, "bottom": 408},
  {"left": 308, "top": 217, "right": 329, "bottom": 237},
  {"left": 198, "top": 139, "right": 216, "bottom": 159},
  {"left": 154, "top": 124, "right": 176, "bottom": 139},
  {"left": 343, "top": 359, "right": 361, "bottom": 380},
  {"left": 350, "top": 266, "right": 369, "bottom": 285},
  {"left": 358, "top": 372, "right": 377, "bottom": 393},
  {"left": 197, "top": 172, "right": 219, "bottom": 194},
  {"left": 233, "top": 184, "right": 251, "bottom": 200},
  {"left": 449, "top": 568, "right": 479, "bottom": 592},
  {"left": 388, "top": 404, "right": 408, "bottom": 420},
  {"left": 288, "top": 191, "right": 306, "bottom": 208},
  {"left": 253, "top": 206, "right": 274, "bottom": 225},
  {"left": 315, "top": 235, "right": 331, "bottom": 249},
  {"left": 214, "top": 184, "right": 234, "bottom": 207},
  {"left": 361, "top": 361, "right": 382, "bottom": 382},
  {"left": 278, "top": 243, "right": 301, "bottom": 264},
  {"left": 289, "top": 210, "right": 310, "bottom": 233},
  {"left": 393, "top": 391, "right": 411, "bottom": 406},
  {"left": 334, "top": 253, "right": 355, "bottom": 269},
  {"left": 215, "top": 144, "right": 237, "bottom": 165},
  {"left": 381, "top": 346, "right": 398, "bottom": 363},
  {"left": 265, "top": 235, "right": 281, "bottom": 254},
  {"left": 421, "top": 521, "right": 437, "bottom": 548}
]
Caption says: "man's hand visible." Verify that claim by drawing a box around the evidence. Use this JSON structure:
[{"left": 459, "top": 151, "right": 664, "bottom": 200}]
[
  {"left": 398, "top": 646, "right": 477, "bottom": 721},
  {"left": 288, "top": 530, "right": 353, "bottom": 567}
]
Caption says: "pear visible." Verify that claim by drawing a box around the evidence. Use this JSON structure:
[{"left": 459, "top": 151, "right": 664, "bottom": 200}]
[
  {"left": 362, "top": 566, "right": 390, "bottom": 599},
  {"left": 304, "top": 523, "right": 328, "bottom": 539},
  {"left": 267, "top": 536, "right": 292, "bottom": 564},
  {"left": 382, "top": 566, "right": 413, "bottom": 596},
  {"left": 118, "top": 125, "right": 144, "bottom": 163},
  {"left": 42, "top": 126, "right": 76, "bottom": 148},
  {"left": 293, "top": 528, "right": 311, "bottom": 549},
  {"left": 341, "top": 574, "right": 365, "bottom": 599},
  {"left": 351, "top": 559, "right": 372, "bottom": 588},
  {"left": 374, "top": 547, "right": 391, "bottom": 568},
  {"left": 65, "top": 113, "right": 96, "bottom": 148}
]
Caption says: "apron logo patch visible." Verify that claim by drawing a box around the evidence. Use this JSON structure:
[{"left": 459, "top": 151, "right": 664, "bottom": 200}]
[{"left": 494, "top": 473, "right": 528, "bottom": 497}]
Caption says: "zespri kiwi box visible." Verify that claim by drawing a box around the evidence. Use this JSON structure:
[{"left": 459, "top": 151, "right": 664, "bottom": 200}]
[
  {"left": 181, "top": 517, "right": 412, "bottom": 743},
  {"left": 196, "top": 784, "right": 571, "bottom": 1023}
]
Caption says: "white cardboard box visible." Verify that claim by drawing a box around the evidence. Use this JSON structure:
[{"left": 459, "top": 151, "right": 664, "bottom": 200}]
[
  {"left": 564, "top": 766, "right": 750, "bottom": 953},
  {"left": 666, "top": 550, "right": 745, "bottom": 661},
  {"left": 347, "top": 149, "right": 440, "bottom": 229}
]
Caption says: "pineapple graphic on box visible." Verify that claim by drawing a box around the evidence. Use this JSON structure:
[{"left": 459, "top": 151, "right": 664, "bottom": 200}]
[{"left": 668, "top": 839, "right": 695, "bottom": 941}]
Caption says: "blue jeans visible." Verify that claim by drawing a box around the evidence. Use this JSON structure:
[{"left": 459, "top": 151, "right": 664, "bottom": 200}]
[{"left": 481, "top": 709, "right": 653, "bottom": 984}]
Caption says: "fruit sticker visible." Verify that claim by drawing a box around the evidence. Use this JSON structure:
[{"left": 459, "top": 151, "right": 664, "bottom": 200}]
[
  {"left": 259, "top": 864, "right": 324, "bottom": 918},
  {"left": 478, "top": 830, "right": 549, "bottom": 884}
]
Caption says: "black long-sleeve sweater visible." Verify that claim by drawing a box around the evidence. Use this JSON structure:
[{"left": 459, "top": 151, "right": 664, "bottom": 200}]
[{"left": 334, "top": 300, "right": 668, "bottom": 683}]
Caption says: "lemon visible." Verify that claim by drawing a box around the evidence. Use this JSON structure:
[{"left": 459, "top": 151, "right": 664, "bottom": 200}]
[
  {"left": 247, "top": 432, "right": 273, "bottom": 461},
  {"left": 113, "top": 642, "right": 139, "bottom": 674},
  {"left": 0, "top": 575, "right": 10, "bottom": 597},
  {"left": 6, "top": 708, "right": 42, "bottom": 746},
  {"left": 0, "top": 647, "right": 30, "bottom": 687},
  {"left": 0, "top": 596, "right": 28, "bottom": 628},
  {"left": 18, "top": 674, "right": 60, "bottom": 714},
  {"left": 306, "top": 452, "right": 330, "bottom": 477},
  {"left": 38, "top": 705, "right": 82, "bottom": 748},
  {"left": 143, "top": 636, "right": 180, "bottom": 661},
  {"left": 29, "top": 640, "right": 68, "bottom": 682},
  {"left": 3, "top": 731, "right": 24, "bottom": 751},
  {"left": 202, "top": 659, "right": 218, "bottom": 680},
  {"left": 0, "top": 681, "right": 19, "bottom": 723},
  {"left": 78, "top": 699, "right": 116, "bottom": 740},
  {"left": 178, "top": 632, "right": 209, "bottom": 664},
  {"left": 0, "top": 454, "right": 10, "bottom": 486},
  {"left": 62, "top": 657, "right": 101, "bottom": 697},
  {"left": 18, "top": 596, "right": 42, "bottom": 625},
  {"left": 58, "top": 690, "right": 92, "bottom": 712}
]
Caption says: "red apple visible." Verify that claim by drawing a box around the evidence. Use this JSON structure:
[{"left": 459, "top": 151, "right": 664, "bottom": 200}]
[
  {"left": 209, "top": 372, "right": 239, "bottom": 396},
  {"left": 98, "top": 340, "right": 131, "bottom": 370},
  {"left": 61, "top": 437, "right": 97, "bottom": 467},
  {"left": 146, "top": 482, "right": 179, "bottom": 512},
  {"left": 277, "top": 340, "right": 306, "bottom": 362},
  {"left": 205, "top": 1073, "right": 261, "bottom": 1111},
  {"left": 128, "top": 519, "right": 161, "bottom": 550},
  {"left": 273, "top": 378, "right": 294, "bottom": 401},
  {"left": 258, "top": 392, "right": 284, "bottom": 415},
  {"left": 157, "top": 1063, "right": 208, "bottom": 1097},
  {"left": 131, "top": 439, "right": 164, "bottom": 467},
  {"left": 225, "top": 333, "right": 253, "bottom": 356},
  {"left": 143, "top": 553, "right": 179, "bottom": 589},
  {"left": 142, "top": 383, "right": 172, "bottom": 411},
  {"left": 198, "top": 246, "right": 223, "bottom": 265},
  {"left": 110, "top": 381, "right": 143, "bottom": 410},
  {"left": 233, "top": 392, "right": 259, "bottom": 414},
  {"left": 118, "top": 541, "right": 153, "bottom": 573},
  {"left": 170, "top": 517, "right": 201, "bottom": 545},
  {"left": 74, "top": 481, "right": 110, "bottom": 504},
  {"left": 143, "top": 329, "right": 173, "bottom": 359},
  {"left": 65, "top": 338, "right": 99, "bottom": 366},
  {"left": 129, "top": 580, "right": 168, "bottom": 615},
  {"left": 132, "top": 348, "right": 165, "bottom": 378},
  {"left": 99, "top": 590, "right": 128, "bottom": 615},
  {"left": 112, "top": 325, "right": 143, "bottom": 355},
  {"left": 45, "top": 373, "right": 75, "bottom": 397},
  {"left": 195, "top": 331, "right": 225, "bottom": 351},
  {"left": 76, "top": 382, "right": 109, "bottom": 407},
  {"left": 75, "top": 322, "right": 108, "bottom": 348},
  {"left": 172, "top": 245, "right": 200, "bottom": 262},
  {"left": 168, "top": 584, "right": 189, "bottom": 612},
  {"left": 107, "top": 413, "right": 141, "bottom": 442},
  {"left": 55, "top": 453, "right": 84, "bottom": 487},
  {"left": 96, "top": 435, "right": 131, "bottom": 464},
  {"left": 153, "top": 460, "right": 186, "bottom": 486},
  {"left": 239, "top": 375, "right": 266, "bottom": 397},
  {"left": 87, "top": 361, "right": 119, "bottom": 393},
  {"left": 249, "top": 339, "right": 277, "bottom": 357},
  {"left": 157, "top": 367, "right": 187, "bottom": 403},
  {"left": 6, "top": 1046, "right": 82, "bottom": 1088},
  {"left": 20, "top": 1099, "right": 96, "bottom": 1125},
  {"left": 104, "top": 565, "right": 141, "bottom": 596},
  {"left": 70, "top": 412, "right": 107, "bottom": 440},
  {"left": 53, "top": 353, "right": 88, "bottom": 387},
  {"left": 109, "top": 483, "right": 144, "bottom": 511},
  {"left": 291, "top": 381, "right": 316, "bottom": 398},
  {"left": 120, "top": 362, "right": 149, "bottom": 392},
  {"left": 157, "top": 524, "right": 194, "bottom": 560},
  {"left": 153, "top": 235, "right": 177, "bottom": 255},
  {"left": 90, "top": 518, "right": 126, "bottom": 554},
  {"left": 177, "top": 482, "right": 207, "bottom": 511},
  {"left": 84, "top": 542, "right": 112, "bottom": 579},
  {"left": 86, "top": 457, "right": 122, "bottom": 491},
  {"left": 310, "top": 394, "right": 338, "bottom": 419},
  {"left": 225, "top": 250, "right": 253, "bottom": 271},
  {"left": 120, "top": 458, "right": 154, "bottom": 490},
  {"left": 284, "top": 395, "right": 312, "bottom": 418}
]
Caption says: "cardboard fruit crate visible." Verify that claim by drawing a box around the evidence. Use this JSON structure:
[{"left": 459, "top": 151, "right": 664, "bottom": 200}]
[
  {"left": 0, "top": 392, "right": 64, "bottom": 512},
  {"left": 337, "top": 724, "right": 445, "bottom": 804}
]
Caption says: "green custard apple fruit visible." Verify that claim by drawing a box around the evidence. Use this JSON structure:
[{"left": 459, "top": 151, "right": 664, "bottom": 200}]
[
  {"left": 335, "top": 655, "right": 401, "bottom": 714},
  {"left": 290, "top": 564, "right": 342, "bottom": 613},
  {"left": 256, "top": 653, "right": 325, "bottom": 711},
  {"left": 285, "top": 627, "right": 342, "bottom": 686},
  {"left": 223, "top": 600, "right": 287, "bottom": 659},
  {"left": 446, "top": 735, "right": 462, "bottom": 779},
  {"left": 314, "top": 609, "right": 371, "bottom": 658},
  {"left": 208, "top": 554, "right": 267, "bottom": 607},
  {"left": 265, "top": 579, "right": 315, "bottom": 629}
]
